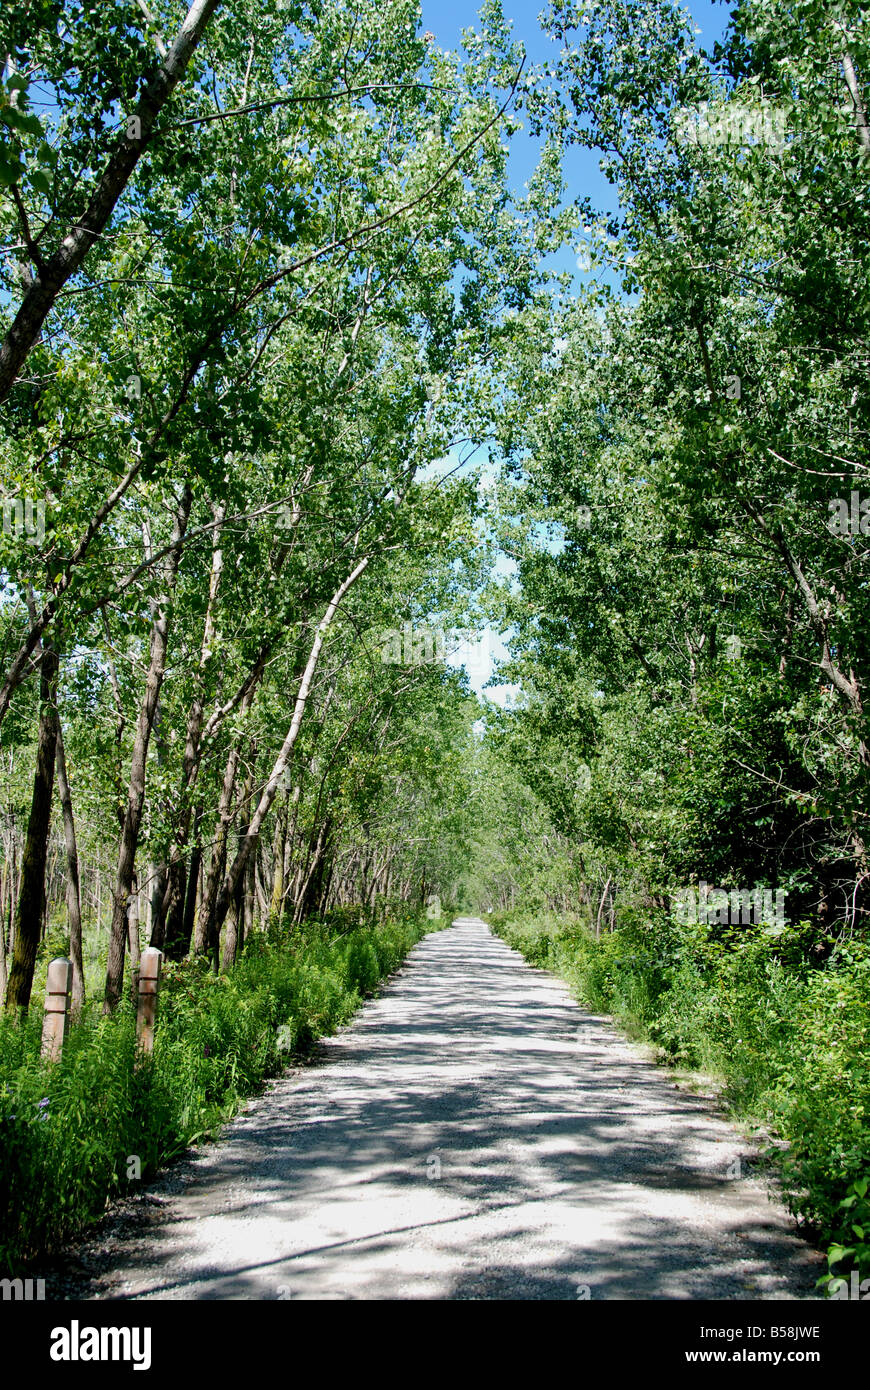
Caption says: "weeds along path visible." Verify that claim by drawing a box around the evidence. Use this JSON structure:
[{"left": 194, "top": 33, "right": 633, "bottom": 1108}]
[{"left": 82, "top": 919, "right": 820, "bottom": 1300}]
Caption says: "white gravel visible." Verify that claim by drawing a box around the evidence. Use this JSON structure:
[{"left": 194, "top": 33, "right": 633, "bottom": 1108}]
[{"left": 83, "top": 918, "right": 822, "bottom": 1300}]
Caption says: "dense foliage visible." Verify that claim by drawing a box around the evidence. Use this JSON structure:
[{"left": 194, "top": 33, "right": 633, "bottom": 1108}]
[
  {"left": 2, "top": 0, "right": 868, "bottom": 1295},
  {"left": 0, "top": 0, "right": 541, "bottom": 1014},
  {"left": 0, "top": 907, "right": 429, "bottom": 1269},
  {"left": 467, "top": 0, "right": 870, "bottom": 1291}
]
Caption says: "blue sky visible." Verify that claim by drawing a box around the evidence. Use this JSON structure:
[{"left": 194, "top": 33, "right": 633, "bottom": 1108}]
[
  {"left": 422, "top": 0, "right": 731, "bottom": 67},
  {"left": 421, "top": 0, "right": 734, "bottom": 705},
  {"left": 422, "top": 0, "right": 731, "bottom": 231}
]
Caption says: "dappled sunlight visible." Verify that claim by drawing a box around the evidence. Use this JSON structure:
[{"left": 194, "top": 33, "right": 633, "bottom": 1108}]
[{"left": 102, "top": 921, "right": 820, "bottom": 1301}]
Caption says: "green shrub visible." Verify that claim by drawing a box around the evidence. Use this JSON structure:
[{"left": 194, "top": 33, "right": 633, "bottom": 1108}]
[
  {"left": 488, "top": 909, "right": 870, "bottom": 1287},
  {"left": 0, "top": 912, "right": 427, "bottom": 1271}
]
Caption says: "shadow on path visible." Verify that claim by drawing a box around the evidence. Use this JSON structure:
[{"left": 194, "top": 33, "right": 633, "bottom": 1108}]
[{"left": 76, "top": 918, "right": 821, "bottom": 1301}]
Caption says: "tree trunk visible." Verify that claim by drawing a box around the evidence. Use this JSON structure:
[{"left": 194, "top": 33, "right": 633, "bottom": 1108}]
[
  {"left": 221, "top": 749, "right": 256, "bottom": 970},
  {"left": 182, "top": 847, "right": 203, "bottom": 950},
  {"left": 210, "top": 556, "right": 370, "bottom": 942},
  {"left": 269, "top": 794, "right": 288, "bottom": 919},
  {"left": 161, "top": 503, "right": 226, "bottom": 946},
  {"left": 842, "top": 49, "right": 870, "bottom": 155},
  {"left": 4, "top": 643, "right": 59, "bottom": 1013},
  {"left": 293, "top": 818, "right": 332, "bottom": 926},
  {"left": 0, "top": 0, "right": 220, "bottom": 405},
  {"left": 127, "top": 878, "right": 141, "bottom": 1003},
  {"left": 195, "top": 731, "right": 247, "bottom": 958},
  {"left": 55, "top": 719, "right": 85, "bottom": 1016},
  {"left": 103, "top": 484, "right": 192, "bottom": 1012},
  {"left": 148, "top": 860, "right": 168, "bottom": 945},
  {"left": 0, "top": 856, "right": 7, "bottom": 1001}
]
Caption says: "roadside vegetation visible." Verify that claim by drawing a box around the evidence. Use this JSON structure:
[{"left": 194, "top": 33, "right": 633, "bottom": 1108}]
[
  {"left": 0, "top": 905, "right": 429, "bottom": 1270},
  {"left": 484, "top": 909, "right": 870, "bottom": 1289},
  {"left": 2, "top": 0, "right": 868, "bottom": 1298}
]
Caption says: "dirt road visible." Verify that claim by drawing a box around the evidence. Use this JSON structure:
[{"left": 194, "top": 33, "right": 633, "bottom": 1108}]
[{"left": 77, "top": 918, "right": 820, "bottom": 1300}]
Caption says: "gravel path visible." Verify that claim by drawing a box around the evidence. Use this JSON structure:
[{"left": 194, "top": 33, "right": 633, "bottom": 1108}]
[{"left": 78, "top": 918, "right": 821, "bottom": 1300}]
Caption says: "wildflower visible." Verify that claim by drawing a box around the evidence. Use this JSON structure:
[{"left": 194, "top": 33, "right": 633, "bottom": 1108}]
[{"left": 203, "top": 1045, "right": 210, "bottom": 1057}]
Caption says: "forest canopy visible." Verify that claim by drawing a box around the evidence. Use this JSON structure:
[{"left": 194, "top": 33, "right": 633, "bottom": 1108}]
[{"left": 1, "top": 0, "right": 869, "bottom": 1287}]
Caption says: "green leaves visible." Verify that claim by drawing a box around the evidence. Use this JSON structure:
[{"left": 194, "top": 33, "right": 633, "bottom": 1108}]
[
  {"left": 0, "top": 70, "right": 55, "bottom": 195},
  {"left": 0, "top": 145, "right": 24, "bottom": 187},
  {"left": 0, "top": 106, "right": 44, "bottom": 138}
]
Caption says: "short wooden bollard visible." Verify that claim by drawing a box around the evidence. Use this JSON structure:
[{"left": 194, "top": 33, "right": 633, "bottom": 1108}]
[
  {"left": 136, "top": 947, "right": 163, "bottom": 1054},
  {"left": 41, "top": 957, "right": 72, "bottom": 1061}
]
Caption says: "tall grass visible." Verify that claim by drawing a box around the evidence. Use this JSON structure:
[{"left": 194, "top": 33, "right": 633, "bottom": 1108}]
[
  {"left": 0, "top": 909, "right": 429, "bottom": 1271},
  {"left": 488, "top": 909, "right": 870, "bottom": 1288}
]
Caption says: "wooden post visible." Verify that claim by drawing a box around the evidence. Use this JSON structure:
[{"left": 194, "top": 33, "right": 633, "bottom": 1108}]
[
  {"left": 136, "top": 946, "right": 163, "bottom": 1054},
  {"left": 41, "top": 956, "right": 72, "bottom": 1060}
]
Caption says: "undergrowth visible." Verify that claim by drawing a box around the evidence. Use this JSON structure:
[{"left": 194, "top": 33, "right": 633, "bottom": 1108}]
[
  {"left": 487, "top": 908, "right": 870, "bottom": 1295},
  {"left": 0, "top": 908, "right": 429, "bottom": 1270}
]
